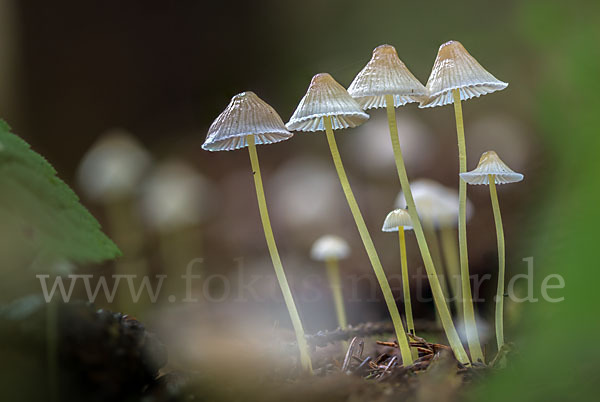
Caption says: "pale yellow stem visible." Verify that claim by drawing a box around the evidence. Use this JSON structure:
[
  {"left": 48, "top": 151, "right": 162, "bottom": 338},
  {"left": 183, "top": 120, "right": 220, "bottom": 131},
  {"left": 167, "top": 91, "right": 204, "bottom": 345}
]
[
  {"left": 440, "top": 225, "right": 463, "bottom": 318},
  {"left": 489, "top": 175, "right": 505, "bottom": 351},
  {"left": 323, "top": 116, "right": 413, "bottom": 366},
  {"left": 399, "top": 227, "right": 419, "bottom": 361},
  {"left": 247, "top": 135, "right": 313, "bottom": 373},
  {"left": 452, "top": 89, "right": 485, "bottom": 362},
  {"left": 385, "top": 94, "right": 470, "bottom": 365},
  {"left": 325, "top": 257, "right": 347, "bottom": 329},
  {"left": 423, "top": 218, "right": 450, "bottom": 304},
  {"left": 398, "top": 228, "right": 414, "bottom": 334}
]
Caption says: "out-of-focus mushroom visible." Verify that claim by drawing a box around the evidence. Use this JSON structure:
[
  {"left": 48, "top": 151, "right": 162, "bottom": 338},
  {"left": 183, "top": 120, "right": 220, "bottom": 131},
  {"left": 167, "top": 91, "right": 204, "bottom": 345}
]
[
  {"left": 310, "top": 235, "right": 350, "bottom": 331},
  {"left": 76, "top": 129, "right": 152, "bottom": 314}
]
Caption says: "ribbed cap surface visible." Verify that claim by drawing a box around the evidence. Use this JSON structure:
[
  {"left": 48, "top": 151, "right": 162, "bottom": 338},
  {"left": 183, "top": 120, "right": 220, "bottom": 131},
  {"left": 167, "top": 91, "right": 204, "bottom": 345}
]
[
  {"left": 348, "top": 45, "right": 427, "bottom": 109},
  {"left": 420, "top": 41, "right": 508, "bottom": 108},
  {"left": 382, "top": 208, "right": 413, "bottom": 232},
  {"left": 286, "top": 73, "right": 369, "bottom": 132},
  {"left": 460, "top": 151, "right": 524, "bottom": 185},
  {"left": 202, "top": 91, "right": 293, "bottom": 151}
]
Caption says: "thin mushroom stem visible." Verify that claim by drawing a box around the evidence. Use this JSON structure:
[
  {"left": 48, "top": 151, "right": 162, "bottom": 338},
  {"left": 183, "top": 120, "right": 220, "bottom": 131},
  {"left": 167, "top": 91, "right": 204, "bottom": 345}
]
[
  {"left": 398, "top": 227, "right": 419, "bottom": 361},
  {"left": 323, "top": 116, "right": 413, "bottom": 366},
  {"left": 422, "top": 219, "right": 451, "bottom": 305},
  {"left": 440, "top": 225, "right": 463, "bottom": 319},
  {"left": 488, "top": 174, "right": 505, "bottom": 351},
  {"left": 325, "top": 257, "right": 348, "bottom": 330},
  {"left": 247, "top": 135, "right": 313, "bottom": 373},
  {"left": 423, "top": 218, "right": 450, "bottom": 330},
  {"left": 398, "top": 227, "right": 414, "bottom": 334},
  {"left": 384, "top": 94, "right": 470, "bottom": 365},
  {"left": 452, "top": 89, "right": 485, "bottom": 363}
]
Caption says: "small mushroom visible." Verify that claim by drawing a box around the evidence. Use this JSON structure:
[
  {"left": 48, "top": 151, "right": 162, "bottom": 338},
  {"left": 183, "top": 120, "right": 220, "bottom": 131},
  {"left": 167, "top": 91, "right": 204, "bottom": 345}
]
[
  {"left": 138, "top": 160, "right": 215, "bottom": 298},
  {"left": 76, "top": 129, "right": 152, "bottom": 314},
  {"left": 381, "top": 209, "right": 418, "bottom": 358},
  {"left": 310, "top": 235, "right": 350, "bottom": 330},
  {"left": 287, "top": 73, "right": 415, "bottom": 366},
  {"left": 77, "top": 129, "right": 152, "bottom": 203},
  {"left": 348, "top": 45, "right": 470, "bottom": 365},
  {"left": 418, "top": 41, "right": 508, "bottom": 363},
  {"left": 202, "top": 91, "right": 312, "bottom": 373},
  {"left": 396, "top": 180, "right": 460, "bottom": 315},
  {"left": 460, "top": 151, "right": 523, "bottom": 353}
]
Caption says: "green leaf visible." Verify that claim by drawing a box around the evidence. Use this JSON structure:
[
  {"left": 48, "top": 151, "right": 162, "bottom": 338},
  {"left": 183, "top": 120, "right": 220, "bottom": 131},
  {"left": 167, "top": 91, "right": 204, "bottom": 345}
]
[{"left": 0, "top": 120, "right": 121, "bottom": 269}]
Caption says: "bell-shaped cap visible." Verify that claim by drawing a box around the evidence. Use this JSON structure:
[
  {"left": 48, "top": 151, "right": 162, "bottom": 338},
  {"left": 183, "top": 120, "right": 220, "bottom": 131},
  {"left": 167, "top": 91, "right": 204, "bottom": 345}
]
[
  {"left": 382, "top": 208, "right": 413, "bottom": 232},
  {"left": 347, "top": 45, "right": 427, "bottom": 109},
  {"left": 77, "top": 129, "right": 152, "bottom": 202},
  {"left": 419, "top": 40, "right": 508, "bottom": 108},
  {"left": 395, "top": 179, "right": 474, "bottom": 227},
  {"left": 460, "top": 151, "right": 524, "bottom": 185},
  {"left": 310, "top": 235, "right": 350, "bottom": 261},
  {"left": 202, "top": 91, "right": 293, "bottom": 152},
  {"left": 286, "top": 73, "right": 369, "bottom": 132}
]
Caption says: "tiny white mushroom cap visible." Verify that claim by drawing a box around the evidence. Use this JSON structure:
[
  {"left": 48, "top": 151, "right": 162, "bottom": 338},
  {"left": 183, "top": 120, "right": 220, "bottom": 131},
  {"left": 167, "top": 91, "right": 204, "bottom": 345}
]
[
  {"left": 382, "top": 209, "right": 413, "bottom": 232},
  {"left": 347, "top": 44, "right": 427, "bottom": 109},
  {"left": 202, "top": 91, "right": 293, "bottom": 152},
  {"left": 139, "top": 160, "right": 215, "bottom": 232},
  {"left": 286, "top": 73, "right": 369, "bottom": 132},
  {"left": 419, "top": 40, "right": 508, "bottom": 108},
  {"left": 395, "top": 179, "right": 474, "bottom": 227},
  {"left": 77, "top": 129, "right": 152, "bottom": 202},
  {"left": 460, "top": 151, "right": 524, "bottom": 185},
  {"left": 310, "top": 235, "right": 351, "bottom": 261}
]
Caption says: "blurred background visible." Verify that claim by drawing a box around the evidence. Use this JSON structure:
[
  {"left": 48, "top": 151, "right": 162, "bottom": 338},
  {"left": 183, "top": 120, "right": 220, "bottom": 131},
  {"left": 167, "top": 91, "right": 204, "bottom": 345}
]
[{"left": 0, "top": 0, "right": 598, "bottom": 401}]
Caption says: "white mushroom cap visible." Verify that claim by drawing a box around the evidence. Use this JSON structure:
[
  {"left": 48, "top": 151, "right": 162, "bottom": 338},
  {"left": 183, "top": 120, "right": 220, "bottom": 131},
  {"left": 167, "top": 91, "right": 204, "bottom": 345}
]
[
  {"left": 202, "top": 91, "right": 293, "bottom": 152},
  {"left": 395, "top": 179, "right": 474, "bottom": 227},
  {"left": 310, "top": 235, "right": 350, "bottom": 261},
  {"left": 347, "top": 44, "right": 427, "bottom": 109},
  {"left": 460, "top": 151, "right": 524, "bottom": 185},
  {"left": 286, "top": 73, "right": 369, "bottom": 132},
  {"left": 419, "top": 40, "right": 508, "bottom": 108},
  {"left": 139, "top": 160, "right": 215, "bottom": 232},
  {"left": 382, "top": 209, "right": 413, "bottom": 232},
  {"left": 77, "top": 129, "right": 152, "bottom": 202}
]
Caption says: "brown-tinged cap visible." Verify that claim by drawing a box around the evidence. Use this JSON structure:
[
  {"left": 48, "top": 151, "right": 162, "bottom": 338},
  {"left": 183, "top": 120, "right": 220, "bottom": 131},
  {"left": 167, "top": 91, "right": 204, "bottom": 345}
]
[{"left": 420, "top": 41, "right": 508, "bottom": 108}]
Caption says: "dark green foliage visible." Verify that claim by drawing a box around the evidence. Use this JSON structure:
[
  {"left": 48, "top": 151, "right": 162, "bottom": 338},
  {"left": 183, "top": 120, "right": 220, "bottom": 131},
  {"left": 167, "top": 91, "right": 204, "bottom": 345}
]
[{"left": 0, "top": 120, "right": 120, "bottom": 267}]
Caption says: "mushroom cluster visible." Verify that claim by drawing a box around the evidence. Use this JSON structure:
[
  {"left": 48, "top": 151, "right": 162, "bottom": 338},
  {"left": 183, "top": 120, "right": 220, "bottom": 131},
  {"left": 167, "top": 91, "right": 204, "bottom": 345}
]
[{"left": 203, "top": 40, "right": 522, "bottom": 371}]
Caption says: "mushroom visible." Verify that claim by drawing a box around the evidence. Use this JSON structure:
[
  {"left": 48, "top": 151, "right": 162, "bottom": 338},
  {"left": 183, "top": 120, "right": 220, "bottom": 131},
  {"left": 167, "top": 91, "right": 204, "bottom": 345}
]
[
  {"left": 76, "top": 129, "right": 152, "bottom": 314},
  {"left": 395, "top": 179, "right": 475, "bottom": 319},
  {"left": 310, "top": 235, "right": 350, "bottom": 331},
  {"left": 381, "top": 210, "right": 416, "bottom": 340},
  {"left": 419, "top": 41, "right": 508, "bottom": 363},
  {"left": 460, "top": 151, "right": 523, "bottom": 353},
  {"left": 139, "top": 160, "right": 215, "bottom": 298},
  {"left": 348, "top": 45, "right": 470, "bottom": 365},
  {"left": 77, "top": 130, "right": 152, "bottom": 250},
  {"left": 286, "top": 73, "right": 414, "bottom": 366},
  {"left": 202, "top": 91, "right": 312, "bottom": 372}
]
